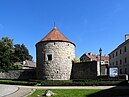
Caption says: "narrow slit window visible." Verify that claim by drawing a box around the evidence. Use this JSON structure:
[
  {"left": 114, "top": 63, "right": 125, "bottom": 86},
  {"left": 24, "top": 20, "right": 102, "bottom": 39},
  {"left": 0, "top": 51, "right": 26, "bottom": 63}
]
[{"left": 47, "top": 54, "right": 52, "bottom": 61}]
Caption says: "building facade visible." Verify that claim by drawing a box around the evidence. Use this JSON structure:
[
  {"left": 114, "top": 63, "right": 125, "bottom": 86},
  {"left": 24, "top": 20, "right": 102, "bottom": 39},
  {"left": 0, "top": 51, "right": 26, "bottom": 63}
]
[
  {"left": 109, "top": 35, "right": 129, "bottom": 75},
  {"left": 36, "top": 25, "right": 75, "bottom": 80}
]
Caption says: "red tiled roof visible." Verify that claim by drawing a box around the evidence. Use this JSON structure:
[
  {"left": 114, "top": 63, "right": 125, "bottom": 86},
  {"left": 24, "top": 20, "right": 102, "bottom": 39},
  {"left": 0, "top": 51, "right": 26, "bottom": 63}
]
[
  {"left": 86, "top": 54, "right": 98, "bottom": 60},
  {"left": 101, "top": 56, "right": 109, "bottom": 60},
  {"left": 38, "top": 27, "right": 71, "bottom": 43},
  {"left": 86, "top": 53, "right": 109, "bottom": 61}
]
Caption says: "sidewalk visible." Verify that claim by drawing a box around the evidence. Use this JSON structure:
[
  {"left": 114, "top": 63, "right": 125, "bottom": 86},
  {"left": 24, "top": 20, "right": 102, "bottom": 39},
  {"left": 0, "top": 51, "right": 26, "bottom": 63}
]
[
  {"left": 2, "top": 85, "right": 129, "bottom": 97},
  {"left": 18, "top": 85, "right": 117, "bottom": 90},
  {"left": 0, "top": 84, "right": 18, "bottom": 97},
  {"left": 4, "top": 87, "right": 33, "bottom": 97}
]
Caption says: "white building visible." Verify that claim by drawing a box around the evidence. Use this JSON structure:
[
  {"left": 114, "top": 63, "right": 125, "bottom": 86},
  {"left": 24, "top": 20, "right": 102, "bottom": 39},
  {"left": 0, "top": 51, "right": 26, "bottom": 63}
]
[{"left": 109, "top": 35, "right": 129, "bottom": 75}]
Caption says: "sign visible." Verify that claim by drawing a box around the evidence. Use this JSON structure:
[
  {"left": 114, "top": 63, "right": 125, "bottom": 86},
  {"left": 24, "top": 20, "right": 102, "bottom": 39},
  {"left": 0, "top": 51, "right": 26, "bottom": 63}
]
[{"left": 109, "top": 67, "right": 118, "bottom": 77}]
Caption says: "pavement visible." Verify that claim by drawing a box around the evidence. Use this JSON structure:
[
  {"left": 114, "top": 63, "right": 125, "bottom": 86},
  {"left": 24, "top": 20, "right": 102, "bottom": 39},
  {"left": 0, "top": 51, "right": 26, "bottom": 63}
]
[
  {"left": 1, "top": 85, "right": 129, "bottom": 97},
  {"left": 0, "top": 84, "right": 18, "bottom": 97},
  {"left": 0, "top": 84, "right": 33, "bottom": 97}
]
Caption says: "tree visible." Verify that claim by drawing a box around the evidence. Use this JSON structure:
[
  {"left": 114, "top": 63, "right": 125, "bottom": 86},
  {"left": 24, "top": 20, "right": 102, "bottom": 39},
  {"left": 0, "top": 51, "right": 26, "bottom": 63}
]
[
  {"left": 14, "top": 44, "right": 32, "bottom": 62},
  {"left": 0, "top": 37, "right": 14, "bottom": 71},
  {"left": 73, "top": 57, "right": 80, "bottom": 63},
  {"left": 0, "top": 37, "right": 33, "bottom": 71}
]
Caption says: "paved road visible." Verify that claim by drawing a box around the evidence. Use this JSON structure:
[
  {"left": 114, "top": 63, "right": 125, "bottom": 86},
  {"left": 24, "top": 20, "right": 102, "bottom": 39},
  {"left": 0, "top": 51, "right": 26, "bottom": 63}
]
[
  {"left": 19, "top": 85, "right": 117, "bottom": 90},
  {"left": 1, "top": 85, "right": 129, "bottom": 97},
  {"left": 0, "top": 84, "right": 18, "bottom": 97},
  {"left": 19, "top": 85, "right": 129, "bottom": 90},
  {"left": 4, "top": 87, "right": 33, "bottom": 97}
]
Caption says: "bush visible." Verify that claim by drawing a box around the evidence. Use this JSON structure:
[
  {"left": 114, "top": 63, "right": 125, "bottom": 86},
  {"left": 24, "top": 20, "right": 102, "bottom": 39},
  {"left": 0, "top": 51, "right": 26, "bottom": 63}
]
[
  {"left": 40, "top": 80, "right": 72, "bottom": 86},
  {"left": 0, "top": 79, "right": 37, "bottom": 86},
  {"left": 11, "top": 63, "right": 23, "bottom": 69},
  {"left": 0, "top": 79, "right": 128, "bottom": 86},
  {"left": 40, "top": 80, "right": 128, "bottom": 86}
]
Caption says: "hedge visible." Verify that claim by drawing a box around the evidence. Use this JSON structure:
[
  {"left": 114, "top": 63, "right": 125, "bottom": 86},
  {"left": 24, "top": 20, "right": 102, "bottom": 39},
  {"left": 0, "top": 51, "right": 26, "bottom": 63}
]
[
  {"left": 40, "top": 80, "right": 128, "bottom": 86},
  {"left": 0, "top": 80, "right": 37, "bottom": 86},
  {"left": 0, "top": 79, "right": 128, "bottom": 86}
]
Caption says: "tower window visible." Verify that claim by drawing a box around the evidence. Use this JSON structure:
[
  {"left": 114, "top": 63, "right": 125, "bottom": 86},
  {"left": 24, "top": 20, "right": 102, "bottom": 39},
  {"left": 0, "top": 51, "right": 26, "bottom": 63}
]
[{"left": 47, "top": 54, "right": 52, "bottom": 61}]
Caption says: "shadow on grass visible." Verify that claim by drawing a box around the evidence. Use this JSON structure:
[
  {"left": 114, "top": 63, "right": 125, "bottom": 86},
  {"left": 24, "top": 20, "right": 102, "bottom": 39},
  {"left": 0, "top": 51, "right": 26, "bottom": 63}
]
[{"left": 87, "top": 86, "right": 129, "bottom": 97}]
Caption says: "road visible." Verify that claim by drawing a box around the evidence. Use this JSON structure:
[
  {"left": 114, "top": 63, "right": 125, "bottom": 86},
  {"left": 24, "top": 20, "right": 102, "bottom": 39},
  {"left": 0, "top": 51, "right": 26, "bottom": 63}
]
[{"left": 1, "top": 85, "right": 129, "bottom": 97}]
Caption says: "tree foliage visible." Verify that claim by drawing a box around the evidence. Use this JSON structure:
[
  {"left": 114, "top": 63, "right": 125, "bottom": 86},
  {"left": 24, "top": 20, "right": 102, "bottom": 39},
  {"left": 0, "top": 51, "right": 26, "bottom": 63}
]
[
  {"left": 73, "top": 57, "right": 80, "bottom": 63},
  {"left": 14, "top": 44, "right": 32, "bottom": 62},
  {"left": 0, "top": 37, "right": 33, "bottom": 71},
  {"left": 0, "top": 37, "right": 14, "bottom": 71}
]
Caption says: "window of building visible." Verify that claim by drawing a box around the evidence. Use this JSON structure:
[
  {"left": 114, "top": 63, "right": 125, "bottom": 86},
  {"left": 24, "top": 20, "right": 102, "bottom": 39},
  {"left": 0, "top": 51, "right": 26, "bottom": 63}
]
[
  {"left": 120, "top": 69, "right": 122, "bottom": 74},
  {"left": 120, "top": 59, "right": 122, "bottom": 65},
  {"left": 109, "top": 55, "right": 111, "bottom": 59},
  {"left": 113, "top": 62, "right": 114, "bottom": 66},
  {"left": 116, "top": 61, "right": 118, "bottom": 65},
  {"left": 120, "top": 49, "right": 122, "bottom": 54},
  {"left": 125, "top": 68, "right": 127, "bottom": 74},
  {"left": 116, "top": 51, "right": 118, "bottom": 56},
  {"left": 124, "top": 46, "right": 127, "bottom": 52},
  {"left": 47, "top": 54, "right": 52, "bottom": 61},
  {"left": 113, "top": 53, "right": 114, "bottom": 58},
  {"left": 105, "top": 61, "right": 109, "bottom": 64},
  {"left": 125, "top": 57, "right": 127, "bottom": 63}
]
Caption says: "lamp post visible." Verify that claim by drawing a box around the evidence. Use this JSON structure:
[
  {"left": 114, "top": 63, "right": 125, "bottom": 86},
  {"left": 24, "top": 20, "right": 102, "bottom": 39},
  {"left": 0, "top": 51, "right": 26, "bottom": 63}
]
[{"left": 99, "top": 48, "right": 102, "bottom": 76}]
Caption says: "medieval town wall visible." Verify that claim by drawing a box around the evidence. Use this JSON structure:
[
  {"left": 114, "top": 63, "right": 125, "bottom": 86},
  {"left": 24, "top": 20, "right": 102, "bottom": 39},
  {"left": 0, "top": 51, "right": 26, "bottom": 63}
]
[
  {"left": 0, "top": 69, "right": 36, "bottom": 80},
  {"left": 71, "top": 61, "right": 98, "bottom": 80}
]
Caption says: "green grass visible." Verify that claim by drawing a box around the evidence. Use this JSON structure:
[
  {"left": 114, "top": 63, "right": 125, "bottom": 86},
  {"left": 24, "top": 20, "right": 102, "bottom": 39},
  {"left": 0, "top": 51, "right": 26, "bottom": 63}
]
[{"left": 28, "top": 89, "right": 129, "bottom": 97}]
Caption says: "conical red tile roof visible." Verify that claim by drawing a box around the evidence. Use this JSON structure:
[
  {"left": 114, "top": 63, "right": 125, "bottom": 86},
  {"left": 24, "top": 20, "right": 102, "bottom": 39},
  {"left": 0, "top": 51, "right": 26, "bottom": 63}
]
[
  {"left": 36, "top": 27, "right": 75, "bottom": 46},
  {"left": 41, "top": 28, "right": 70, "bottom": 42}
]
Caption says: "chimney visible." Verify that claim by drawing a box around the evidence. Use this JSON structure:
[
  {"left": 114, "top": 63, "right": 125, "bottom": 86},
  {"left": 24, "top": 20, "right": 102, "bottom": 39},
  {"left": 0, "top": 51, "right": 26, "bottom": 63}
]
[
  {"left": 125, "top": 34, "right": 129, "bottom": 41},
  {"left": 88, "top": 52, "right": 92, "bottom": 55}
]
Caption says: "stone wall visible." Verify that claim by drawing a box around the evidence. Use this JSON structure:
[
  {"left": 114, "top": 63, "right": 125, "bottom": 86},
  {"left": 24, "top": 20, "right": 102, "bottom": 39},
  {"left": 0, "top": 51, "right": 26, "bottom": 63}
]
[
  {"left": 0, "top": 69, "right": 36, "bottom": 80},
  {"left": 36, "top": 41, "right": 75, "bottom": 80},
  {"left": 71, "top": 61, "right": 98, "bottom": 80}
]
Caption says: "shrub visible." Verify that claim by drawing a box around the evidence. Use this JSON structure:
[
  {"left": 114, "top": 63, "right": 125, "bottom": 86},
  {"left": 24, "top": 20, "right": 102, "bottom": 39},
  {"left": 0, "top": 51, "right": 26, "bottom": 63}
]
[
  {"left": 40, "top": 80, "right": 128, "bottom": 86},
  {"left": 0, "top": 79, "right": 37, "bottom": 86},
  {"left": 40, "top": 80, "right": 72, "bottom": 86}
]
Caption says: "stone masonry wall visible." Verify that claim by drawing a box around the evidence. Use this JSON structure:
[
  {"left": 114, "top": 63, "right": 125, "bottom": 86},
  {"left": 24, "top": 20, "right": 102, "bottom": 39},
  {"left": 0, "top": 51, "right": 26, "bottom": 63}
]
[
  {"left": 71, "top": 61, "right": 98, "bottom": 80},
  {"left": 36, "top": 41, "right": 75, "bottom": 80},
  {"left": 0, "top": 69, "right": 36, "bottom": 80}
]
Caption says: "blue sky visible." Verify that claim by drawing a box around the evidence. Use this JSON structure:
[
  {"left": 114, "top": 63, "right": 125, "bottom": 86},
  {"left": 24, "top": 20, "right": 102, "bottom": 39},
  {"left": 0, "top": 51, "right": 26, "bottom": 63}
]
[{"left": 0, "top": 0, "right": 129, "bottom": 61}]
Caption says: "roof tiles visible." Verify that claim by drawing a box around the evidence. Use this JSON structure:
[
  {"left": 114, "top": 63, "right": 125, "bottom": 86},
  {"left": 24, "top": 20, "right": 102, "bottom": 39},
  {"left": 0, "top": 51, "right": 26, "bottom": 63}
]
[{"left": 38, "top": 28, "right": 71, "bottom": 43}]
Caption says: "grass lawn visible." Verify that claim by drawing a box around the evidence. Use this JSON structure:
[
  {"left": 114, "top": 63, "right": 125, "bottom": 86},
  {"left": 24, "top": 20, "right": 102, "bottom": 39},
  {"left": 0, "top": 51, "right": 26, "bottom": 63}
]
[{"left": 28, "top": 89, "right": 129, "bottom": 97}]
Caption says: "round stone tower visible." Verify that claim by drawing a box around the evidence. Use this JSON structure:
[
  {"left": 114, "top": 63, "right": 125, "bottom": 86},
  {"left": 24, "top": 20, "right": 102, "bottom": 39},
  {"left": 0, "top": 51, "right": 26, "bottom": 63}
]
[{"left": 36, "top": 24, "right": 75, "bottom": 80}]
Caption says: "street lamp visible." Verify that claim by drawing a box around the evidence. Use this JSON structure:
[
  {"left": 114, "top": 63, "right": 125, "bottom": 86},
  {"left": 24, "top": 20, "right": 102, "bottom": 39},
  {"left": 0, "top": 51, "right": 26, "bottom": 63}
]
[{"left": 99, "top": 48, "right": 102, "bottom": 76}]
